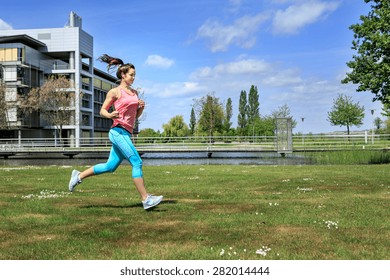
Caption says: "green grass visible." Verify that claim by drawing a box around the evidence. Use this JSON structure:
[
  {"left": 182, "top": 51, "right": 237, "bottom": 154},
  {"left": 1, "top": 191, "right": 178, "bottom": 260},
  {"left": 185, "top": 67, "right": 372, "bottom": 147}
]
[
  {"left": 0, "top": 164, "right": 389, "bottom": 260},
  {"left": 303, "top": 150, "right": 390, "bottom": 164}
]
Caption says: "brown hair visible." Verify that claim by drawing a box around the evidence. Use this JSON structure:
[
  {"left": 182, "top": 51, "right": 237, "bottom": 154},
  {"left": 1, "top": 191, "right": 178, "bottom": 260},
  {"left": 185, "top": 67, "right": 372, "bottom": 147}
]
[{"left": 97, "top": 54, "right": 135, "bottom": 80}]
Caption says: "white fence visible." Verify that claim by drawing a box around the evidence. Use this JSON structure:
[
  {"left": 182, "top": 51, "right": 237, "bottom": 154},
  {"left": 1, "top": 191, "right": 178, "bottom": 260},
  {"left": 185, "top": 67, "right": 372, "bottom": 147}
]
[{"left": 0, "top": 133, "right": 389, "bottom": 152}]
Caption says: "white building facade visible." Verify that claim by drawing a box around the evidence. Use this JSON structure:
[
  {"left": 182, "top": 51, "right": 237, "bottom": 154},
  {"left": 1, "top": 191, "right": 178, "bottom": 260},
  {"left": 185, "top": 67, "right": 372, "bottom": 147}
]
[{"left": 0, "top": 12, "right": 116, "bottom": 147}]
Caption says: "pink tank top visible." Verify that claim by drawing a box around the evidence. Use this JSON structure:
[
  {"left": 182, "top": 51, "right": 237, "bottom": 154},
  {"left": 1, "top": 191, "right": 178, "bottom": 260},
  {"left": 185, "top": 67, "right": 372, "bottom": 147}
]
[{"left": 111, "top": 88, "right": 139, "bottom": 134}]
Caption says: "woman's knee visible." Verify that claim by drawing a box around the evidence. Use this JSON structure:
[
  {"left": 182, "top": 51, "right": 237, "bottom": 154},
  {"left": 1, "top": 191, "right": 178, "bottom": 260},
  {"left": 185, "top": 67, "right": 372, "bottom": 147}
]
[
  {"left": 130, "top": 156, "right": 143, "bottom": 178},
  {"left": 93, "top": 162, "right": 119, "bottom": 174},
  {"left": 106, "top": 165, "right": 118, "bottom": 173}
]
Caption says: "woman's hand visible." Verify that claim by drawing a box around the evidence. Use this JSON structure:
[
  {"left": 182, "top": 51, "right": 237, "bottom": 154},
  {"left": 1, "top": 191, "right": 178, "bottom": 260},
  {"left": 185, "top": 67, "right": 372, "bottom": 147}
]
[
  {"left": 110, "top": 110, "right": 119, "bottom": 119},
  {"left": 138, "top": 99, "right": 145, "bottom": 109}
]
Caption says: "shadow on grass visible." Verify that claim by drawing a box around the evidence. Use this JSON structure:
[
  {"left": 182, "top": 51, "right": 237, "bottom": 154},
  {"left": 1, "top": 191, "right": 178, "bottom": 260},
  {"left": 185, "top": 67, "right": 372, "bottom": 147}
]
[{"left": 79, "top": 199, "right": 177, "bottom": 211}]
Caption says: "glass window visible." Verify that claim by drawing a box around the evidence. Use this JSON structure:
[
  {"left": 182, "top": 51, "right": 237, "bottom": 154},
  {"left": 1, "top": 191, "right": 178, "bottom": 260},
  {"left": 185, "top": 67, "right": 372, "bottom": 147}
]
[{"left": 0, "top": 48, "right": 18, "bottom": 62}]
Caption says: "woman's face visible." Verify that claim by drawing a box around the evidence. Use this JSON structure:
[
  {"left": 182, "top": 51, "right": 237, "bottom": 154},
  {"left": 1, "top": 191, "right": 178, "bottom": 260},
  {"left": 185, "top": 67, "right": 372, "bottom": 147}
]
[{"left": 123, "top": 68, "right": 136, "bottom": 85}]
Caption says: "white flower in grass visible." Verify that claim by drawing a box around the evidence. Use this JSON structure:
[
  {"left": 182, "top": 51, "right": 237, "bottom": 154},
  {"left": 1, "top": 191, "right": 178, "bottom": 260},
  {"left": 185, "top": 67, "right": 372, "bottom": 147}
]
[
  {"left": 220, "top": 249, "right": 225, "bottom": 256},
  {"left": 256, "top": 246, "right": 271, "bottom": 256},
  {"left": 323, "top": 220, "right": 339, "bottom": 229},
  {"left": 21, "top": 189, "right": 69, "bottom": 200},
  {"left": 297, "top": 187, "right": 313, "bottom": 192},
  {"left": 303, "top": 178, "right": 313, "bottom": 181}
]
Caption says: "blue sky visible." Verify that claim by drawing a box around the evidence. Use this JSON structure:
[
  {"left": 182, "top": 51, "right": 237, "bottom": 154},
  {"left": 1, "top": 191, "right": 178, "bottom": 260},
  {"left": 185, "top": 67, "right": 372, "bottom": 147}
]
[{"left": 0, "top": 0, "right": 383, "bottom": 134}]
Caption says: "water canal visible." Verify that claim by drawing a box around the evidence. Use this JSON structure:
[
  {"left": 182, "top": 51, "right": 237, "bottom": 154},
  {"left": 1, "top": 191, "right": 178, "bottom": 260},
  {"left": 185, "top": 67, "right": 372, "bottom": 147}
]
[{"left": 0, "top": 151, "right": 312, "bottom": 166}]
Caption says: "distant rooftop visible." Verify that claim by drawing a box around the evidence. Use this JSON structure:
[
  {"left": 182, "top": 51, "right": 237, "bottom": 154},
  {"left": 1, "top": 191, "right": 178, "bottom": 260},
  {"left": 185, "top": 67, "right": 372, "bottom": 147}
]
[{"left": 0, "top": 34, "right": 46, "bottom": 49}]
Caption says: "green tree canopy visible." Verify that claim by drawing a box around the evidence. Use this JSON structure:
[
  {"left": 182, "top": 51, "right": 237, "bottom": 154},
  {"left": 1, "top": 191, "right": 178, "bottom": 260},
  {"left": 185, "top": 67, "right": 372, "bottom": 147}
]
[
  {"left": 237, "top": 90, "right": 248, "bottom": 135},
  {"left": 162, "top": 115, "right": 190, "bottom": 137},
  {"left": 327, "top": 93, "right": 365, "bottom": 135},
  {"left": 381, "top": 99, "right": 390, "bottom": 117},
  {"left": 194, "top": 93, "right": 224, "bottom": 137},
  {"left": 342, "top": 0, "right": 390, "bottom": 104},
  {"left": 255, "top": 115, "right": 275, "bottom": 136},
  {"left": 138, "top": 128, "right": 160, "bottom": 137},
  {"left": 223, "top": 97, "right": 233, "bottom": 133},
  {"left": 247, "top": 85, "right": 260, "bottom": 125},
  {"left": 374, "top": 117, "right": 383, "bottom": 130},
  {"left": 189, "top": 107, "right": 196, "bottom": 135}
]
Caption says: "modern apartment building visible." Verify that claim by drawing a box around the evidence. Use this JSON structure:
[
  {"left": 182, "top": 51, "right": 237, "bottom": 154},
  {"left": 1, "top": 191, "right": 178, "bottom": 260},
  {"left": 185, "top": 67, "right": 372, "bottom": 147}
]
[{"left": 0, "top": 12, "right": 117, "bottom": 147}]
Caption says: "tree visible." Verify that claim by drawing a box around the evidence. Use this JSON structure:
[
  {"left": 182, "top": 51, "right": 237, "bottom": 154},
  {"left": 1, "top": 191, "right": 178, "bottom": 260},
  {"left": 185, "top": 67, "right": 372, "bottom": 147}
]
[
  {"left": 342, "top": 0, "right": 390, "bottom": 104},
  {"left": 255, "top": 116, "right": 275, "bottom": 136},
  {"left": 380, "top": 100, "right": 390, "bottom": 132},
  {"left": 189, "top": 107, "right": 196, "bottom": 135},
  {"left": 19, "top": 75, "right": 75, "bottom": 142},
  {"left": 327, "top": 94, "right": 365, "bottom": 135},
  {"left": 223, "top": 97, "right": 233, "bottom": 133},
  {"left": 383, "top": 118, "right": 390, "bottom": 133},
  {"left": 246, "top": 85, "right": 261, "bottom": 137},
  {"left": 374, "top": 117, "right": 383, "bottom": 130},
  {"left": 271, "top": 104, "right": 297, "bottom": 129},
  {"left": 162, "top": 115, "right": 190, "bottom": 137},
  {"left": 138, "top": 128, "right": 160, "bottom": 138},
  {"left": 237, "top": 90, "right": 248, "bottom": 135},
  {"left": 247, "top": 85, "right": 260, "bottom": 125},
  {"left": 194, "top": 93, "right": 224, "bottom": 137},
  {"left": 381, "top": 98, "right": 390, "bottom": 117},
  {"left": 0, "top": 82, "right": 9, "bottom": 129}
]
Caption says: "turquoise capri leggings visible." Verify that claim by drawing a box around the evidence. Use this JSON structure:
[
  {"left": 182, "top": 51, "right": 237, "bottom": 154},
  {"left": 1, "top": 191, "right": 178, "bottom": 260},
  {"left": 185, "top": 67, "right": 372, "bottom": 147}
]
[{"left": 93, "top": 126, "right": 143, "bottom": 178}]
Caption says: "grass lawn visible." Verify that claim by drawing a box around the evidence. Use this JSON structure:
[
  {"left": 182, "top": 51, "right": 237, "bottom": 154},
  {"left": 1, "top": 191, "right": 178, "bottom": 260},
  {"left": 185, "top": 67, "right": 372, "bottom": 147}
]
[{"left": 0, "top": 164, "right": 389, "bottom": 260}]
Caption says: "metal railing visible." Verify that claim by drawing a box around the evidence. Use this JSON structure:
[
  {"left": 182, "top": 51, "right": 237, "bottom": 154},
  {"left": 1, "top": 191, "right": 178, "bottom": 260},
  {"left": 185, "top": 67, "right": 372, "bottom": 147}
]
[{"left": 0, "top": 133, "right": 389, "bottom": 152}]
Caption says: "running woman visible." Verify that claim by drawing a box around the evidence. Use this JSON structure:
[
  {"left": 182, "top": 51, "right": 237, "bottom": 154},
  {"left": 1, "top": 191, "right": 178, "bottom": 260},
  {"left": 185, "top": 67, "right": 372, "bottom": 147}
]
[{"left": 68, "top": 54, "right": 163, "bottom": 210}]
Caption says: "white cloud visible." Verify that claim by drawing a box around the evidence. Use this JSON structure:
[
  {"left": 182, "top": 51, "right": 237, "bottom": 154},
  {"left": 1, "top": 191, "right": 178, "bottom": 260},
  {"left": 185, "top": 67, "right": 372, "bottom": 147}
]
[
  {"left": 144, "top": 81, "right": 206, "bottom": 98},
  {"left": 196, "top": 13, "right": 270, "bottom": 52},
  {"left": 262, "top": 68, "right": 303, "bottom": 87},
  {"left": 191, "top": 59, "right": 272, "bottom": 80},
  {"left": 191, "top": 58, "right": 303, "bottom": 90},
  {"left": 144, "top": 54, "right": 174, "bottom": 69},
  {"left": 0, "top": 18, "right": 13, "bottom": 30},
  {"left": 272, "top": 1, "right": 340, "bottom": 34},
  {"left": 195, "top": 1, "right": 340, "bottom": 51}
]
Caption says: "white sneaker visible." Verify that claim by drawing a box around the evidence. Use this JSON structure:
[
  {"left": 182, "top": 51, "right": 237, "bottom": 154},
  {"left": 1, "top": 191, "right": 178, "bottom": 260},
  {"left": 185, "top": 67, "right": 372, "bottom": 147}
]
[
  {"left": 68, "top": 170, "right": 82, "bottom": 192},
  {"left": 142, "top": 194, "right": 163, "bottom": 210}
]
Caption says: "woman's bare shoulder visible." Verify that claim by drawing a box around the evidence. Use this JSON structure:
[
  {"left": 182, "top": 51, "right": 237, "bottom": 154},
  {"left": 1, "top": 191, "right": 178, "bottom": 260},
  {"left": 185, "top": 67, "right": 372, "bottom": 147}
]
[{"left": 107, "top": 87, "right": 120, "bottom": 98}]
